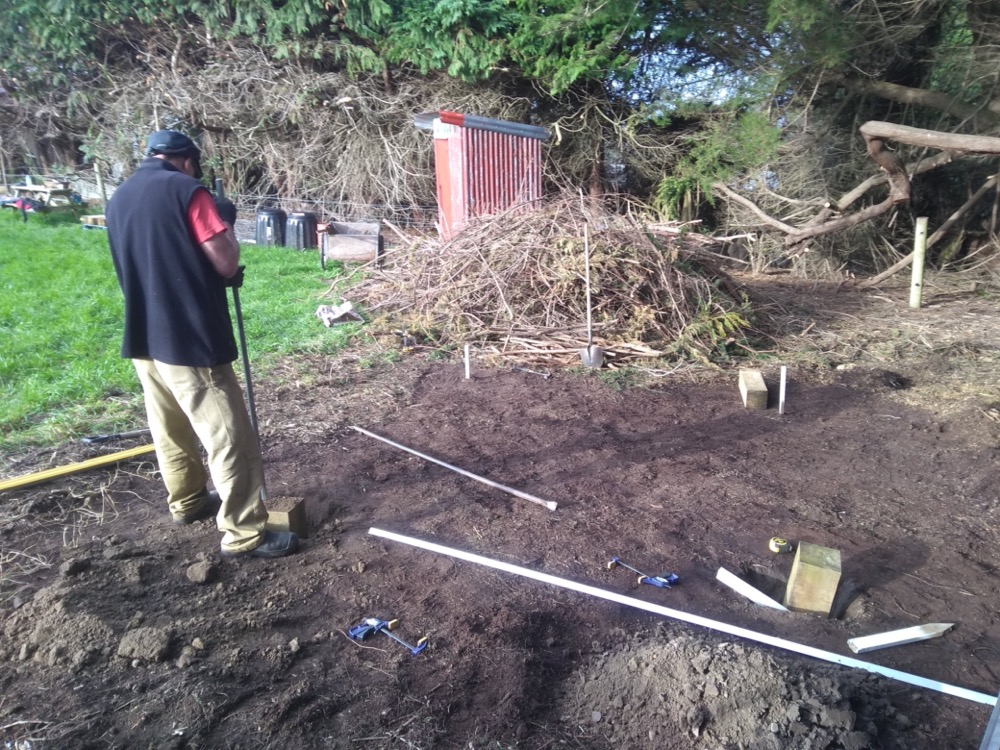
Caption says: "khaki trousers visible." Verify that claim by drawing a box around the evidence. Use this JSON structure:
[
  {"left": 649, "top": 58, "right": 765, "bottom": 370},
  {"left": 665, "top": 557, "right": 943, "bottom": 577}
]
[{"left": 132, "top": 359, "right": 267, "bottom": 552}]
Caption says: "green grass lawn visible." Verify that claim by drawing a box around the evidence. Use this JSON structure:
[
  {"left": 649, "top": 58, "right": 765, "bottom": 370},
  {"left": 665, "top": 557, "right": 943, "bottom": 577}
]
[{"left": 0, "top": 210, "right": 355, "bottom": 452}]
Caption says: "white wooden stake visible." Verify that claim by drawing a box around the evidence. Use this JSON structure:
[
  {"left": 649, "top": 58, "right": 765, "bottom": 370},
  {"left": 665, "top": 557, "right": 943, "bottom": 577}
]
[
  {"left": 716, "top": 567, "right": 788, "bottom": 610},
  {"left": 848, "top": 623, "right": 953, "bottom": 654},
  {"left": 779, "top": 365, "right": 787, "bottom": 415},
  {"left": 369, "top": 527, "right": 996, "bottom": 707},
  {"left": 464, "top": 343, "right": 471, "bottom": 379},
  {"left": 910, "top": 217, "right": 929, "bottom": 310}
]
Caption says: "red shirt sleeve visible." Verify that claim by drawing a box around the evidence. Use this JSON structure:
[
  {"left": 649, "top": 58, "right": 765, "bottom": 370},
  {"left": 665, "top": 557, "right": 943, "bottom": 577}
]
[{"left": 187, "top": 188, "right": 228, "bottom": 244}]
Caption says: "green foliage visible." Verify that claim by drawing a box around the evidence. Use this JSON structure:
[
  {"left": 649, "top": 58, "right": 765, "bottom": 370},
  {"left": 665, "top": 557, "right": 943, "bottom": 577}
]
[
  {"left": 595, "top": 366, "right": 641, "bottom": 392},
  {"left": 0, "top": 218, "right": 353, "bottom": 451},
  {"left": 381, "top": 0, "right": 515, "bottom": 80},
  {"left": 656, "top": 110, "right": 780, "bottom": 219},
  {"left": 0, "top": 217, "right": 134, "bottom": 445},
  {"left": 765, "top": 0, "right": 854, "bottom": 68},
  {"left": 509, "top": 0, "right": 664, "bottom": 93},
  {"left": 767, "top": 0, "right": 835, "bottom": 33},
  {"left": 0, "top": 0, "right": 680, "bottom": 96},
  {"left": 669, "top": 302, "right": 753, "bottom": 364},
  {"left": 227, "top": 0, "right": 329, "bottom": 44},
  {"left": 928, "top": 0, "right": 977, "bottom": 98}
]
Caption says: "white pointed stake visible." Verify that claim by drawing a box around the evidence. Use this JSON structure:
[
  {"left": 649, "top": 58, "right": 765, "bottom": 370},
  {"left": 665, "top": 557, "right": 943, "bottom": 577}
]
[
  {"left": 779, "top": 365, "right": 787, "bottom": 415},
  {"left": 464, "top": 343, "right": 471, "bottom": 379},
  {"left": 847, "top": 623, "right": 954, "bottom": 654},
  {"left": 716, "top": 567, "right": 788, "bottom": 611}
]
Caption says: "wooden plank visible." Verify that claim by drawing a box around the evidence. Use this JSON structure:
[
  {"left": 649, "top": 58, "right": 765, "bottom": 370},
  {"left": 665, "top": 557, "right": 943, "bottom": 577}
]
[
  {"left": 739, "top": 369, "right": 768, "bottom": 409},
  {"left": 716, "top": 567, "right": 789, "bottom": 610},
  {"left": 784, "top": 542, "right": 842, "bottom": 615},
  {"left": 847, "top": 623, "right": 953, "bottom": 654}
]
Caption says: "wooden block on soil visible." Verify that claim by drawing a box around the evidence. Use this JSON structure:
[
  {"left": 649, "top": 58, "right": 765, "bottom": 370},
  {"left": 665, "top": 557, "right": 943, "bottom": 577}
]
[
  {"left": 739, "top": 369, "right": 768, "bottom": 410},
  {"left": 266, "top": 496, "right": 308, "bottom": 539},
  {"left": 783, "top": 542, "right": 841, "bottom": 615}
]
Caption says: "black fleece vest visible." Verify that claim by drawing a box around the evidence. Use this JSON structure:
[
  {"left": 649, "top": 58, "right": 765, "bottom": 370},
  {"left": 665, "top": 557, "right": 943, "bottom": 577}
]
[{"left": 106, "top": 158, "right": 237, "bottom": 367}]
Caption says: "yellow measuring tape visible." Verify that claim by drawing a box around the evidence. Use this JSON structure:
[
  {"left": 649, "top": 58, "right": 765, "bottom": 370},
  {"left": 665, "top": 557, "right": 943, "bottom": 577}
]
[
  {"left": 0, "top": 444, "right": 156, "bottom": 493},
  {"left": 768, "top": 537, "right": 794, "bottom": 554}
]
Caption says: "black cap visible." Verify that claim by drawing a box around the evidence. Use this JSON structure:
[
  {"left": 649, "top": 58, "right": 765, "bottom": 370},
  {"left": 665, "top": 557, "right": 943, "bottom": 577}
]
[{"left": 146, "top": 129, "right": 200, "bottom": 157}]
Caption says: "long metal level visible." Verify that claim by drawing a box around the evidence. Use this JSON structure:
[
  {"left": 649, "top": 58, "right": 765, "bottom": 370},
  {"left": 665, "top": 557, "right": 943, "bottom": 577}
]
[
  {"left": 353, "top": 426, "right": 557, "bottom": 511},
  {"left": 0, "top": 444, "right": 157, "bottom": 493},
  {"left": 369, "top": 526, "right": 996, "bottom": 707}
]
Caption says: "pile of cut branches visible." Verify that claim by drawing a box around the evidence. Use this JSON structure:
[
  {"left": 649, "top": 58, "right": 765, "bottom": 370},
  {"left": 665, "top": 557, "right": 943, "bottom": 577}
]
[{"left": 344, "top": 198, "right": 754, "bottom": 367}]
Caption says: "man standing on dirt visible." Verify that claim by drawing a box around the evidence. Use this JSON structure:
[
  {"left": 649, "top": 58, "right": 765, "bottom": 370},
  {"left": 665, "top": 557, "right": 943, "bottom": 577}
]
[{"left": 105, "top": 129, "right": 298, "bottom": 559}]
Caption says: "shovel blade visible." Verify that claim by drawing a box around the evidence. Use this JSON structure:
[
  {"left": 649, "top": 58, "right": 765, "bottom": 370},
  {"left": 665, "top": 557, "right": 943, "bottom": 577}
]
[{"left": 580, "top": 345, "right": 605, "bottom": 368}]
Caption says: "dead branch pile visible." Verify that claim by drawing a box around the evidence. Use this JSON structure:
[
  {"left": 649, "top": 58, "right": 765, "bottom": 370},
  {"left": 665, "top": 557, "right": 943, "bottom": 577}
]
[{"left": 344, "top": 198, "right": 752, "bottom": 367}]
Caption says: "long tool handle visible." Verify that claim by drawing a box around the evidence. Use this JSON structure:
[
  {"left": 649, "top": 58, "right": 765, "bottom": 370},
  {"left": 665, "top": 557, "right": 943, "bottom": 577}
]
[
  {"left": 584, "top": 222, "right": 593, "bottom": 348},
  {"left": 352, "top": 426, "right": 557, "bottom": 511},
  {"left": 232, "top": 285, "right": 268, "bottom": 502},
  {"left": 81, "top": 428, "right": 151, "bottom": 444}
]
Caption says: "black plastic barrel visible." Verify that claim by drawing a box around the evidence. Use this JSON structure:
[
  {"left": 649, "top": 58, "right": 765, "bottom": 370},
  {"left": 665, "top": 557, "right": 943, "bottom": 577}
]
[
  {"left": 255, "top": 208, "right": 287, "bottom": 246},
  {"left": 285, "top": 212, "right": 318, "bottom": 250}
]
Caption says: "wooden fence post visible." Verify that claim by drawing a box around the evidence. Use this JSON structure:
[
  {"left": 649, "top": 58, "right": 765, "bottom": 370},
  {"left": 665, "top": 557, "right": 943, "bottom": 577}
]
[{"left": 910, "top": 217, "right": 928, "bottom": 309}]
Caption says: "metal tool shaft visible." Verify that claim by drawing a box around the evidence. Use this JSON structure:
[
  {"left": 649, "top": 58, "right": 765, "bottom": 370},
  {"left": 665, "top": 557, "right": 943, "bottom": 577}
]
[
  {"left": 615, "top": 559, "right": 646, "bottom": 577},
  {"left": 232, "top": 285, "right": 267, "bottom": 502}
]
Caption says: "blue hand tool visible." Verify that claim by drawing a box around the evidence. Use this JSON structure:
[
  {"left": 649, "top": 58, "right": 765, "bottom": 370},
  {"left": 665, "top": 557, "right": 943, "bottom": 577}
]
[
  {"left": 348, "top": 617, "right": 428, "bottom": 655},
  {"left": 607, "top": 557, "right": 680, "bottom": 589}
]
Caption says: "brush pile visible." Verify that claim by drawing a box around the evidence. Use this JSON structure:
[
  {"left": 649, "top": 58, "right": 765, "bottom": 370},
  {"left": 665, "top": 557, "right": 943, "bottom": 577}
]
[{"left": 346, "top": 198, "right": 753, "bottom": 367}]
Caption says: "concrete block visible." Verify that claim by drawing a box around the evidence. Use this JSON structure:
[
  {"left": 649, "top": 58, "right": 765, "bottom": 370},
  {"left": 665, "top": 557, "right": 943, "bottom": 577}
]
[
  {"left": 739, "top": 369, "right": 768, "bottom": 410},
  {"left": 266, "top": 496, "right": 308, "bottom": 539},
  {"left": 784, "top": 542, "right": 841, "bottom": 615}
]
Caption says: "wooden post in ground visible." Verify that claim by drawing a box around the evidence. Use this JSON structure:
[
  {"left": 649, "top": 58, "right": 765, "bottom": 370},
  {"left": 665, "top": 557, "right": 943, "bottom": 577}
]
[
  {"left": 910, "top": 217, "right": 928, "bottom": 309},
  {"left": 784, "top": 542, "right": 841, "bottom": 615}
]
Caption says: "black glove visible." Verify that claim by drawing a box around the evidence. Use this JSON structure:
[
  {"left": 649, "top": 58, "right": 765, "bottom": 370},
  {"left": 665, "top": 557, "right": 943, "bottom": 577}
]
[
  {"left": 226, "top": 265, "right": 245, "bottom": 288},
  {"left": 215, "top": 195, "right": 237, "bottom": 225}
]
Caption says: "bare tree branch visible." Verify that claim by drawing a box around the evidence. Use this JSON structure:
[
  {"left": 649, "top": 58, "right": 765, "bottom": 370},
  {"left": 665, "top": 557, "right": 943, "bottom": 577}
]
[
  {"left": 837, "top": 78, "right": 1000, "bottom": 130},
  {"left": 711, "top": 182, "right": 797, "bottom": 233},
  {"left": 859, "top": 121, "right": 1000, "bottom": 155},
  {"left": 858, "top": 173, "right": 1000, "bottom": 287},
  {"left": 714, "top": 121, "right": 1000, "bottom": 263}
]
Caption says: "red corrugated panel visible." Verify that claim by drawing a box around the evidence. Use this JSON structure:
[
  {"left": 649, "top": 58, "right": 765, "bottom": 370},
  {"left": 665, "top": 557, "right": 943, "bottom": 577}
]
[
  {"left": 502, "top": 135, "right": 514, "bottom": 208},
  {"left": 470, "top": 128, "right": 481, "bottom": 216},
  {"left": 427, "top": 111, "right": 547, "bottom": 237},
  {"left": 487, "top": 130, "right": 498, "bottom": 214}
]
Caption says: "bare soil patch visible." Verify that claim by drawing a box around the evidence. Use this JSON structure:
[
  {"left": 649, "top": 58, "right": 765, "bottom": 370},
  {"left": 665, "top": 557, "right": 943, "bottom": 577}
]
[{"left": 2, "top": 273, "right": 1000, "bottom": 749}]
